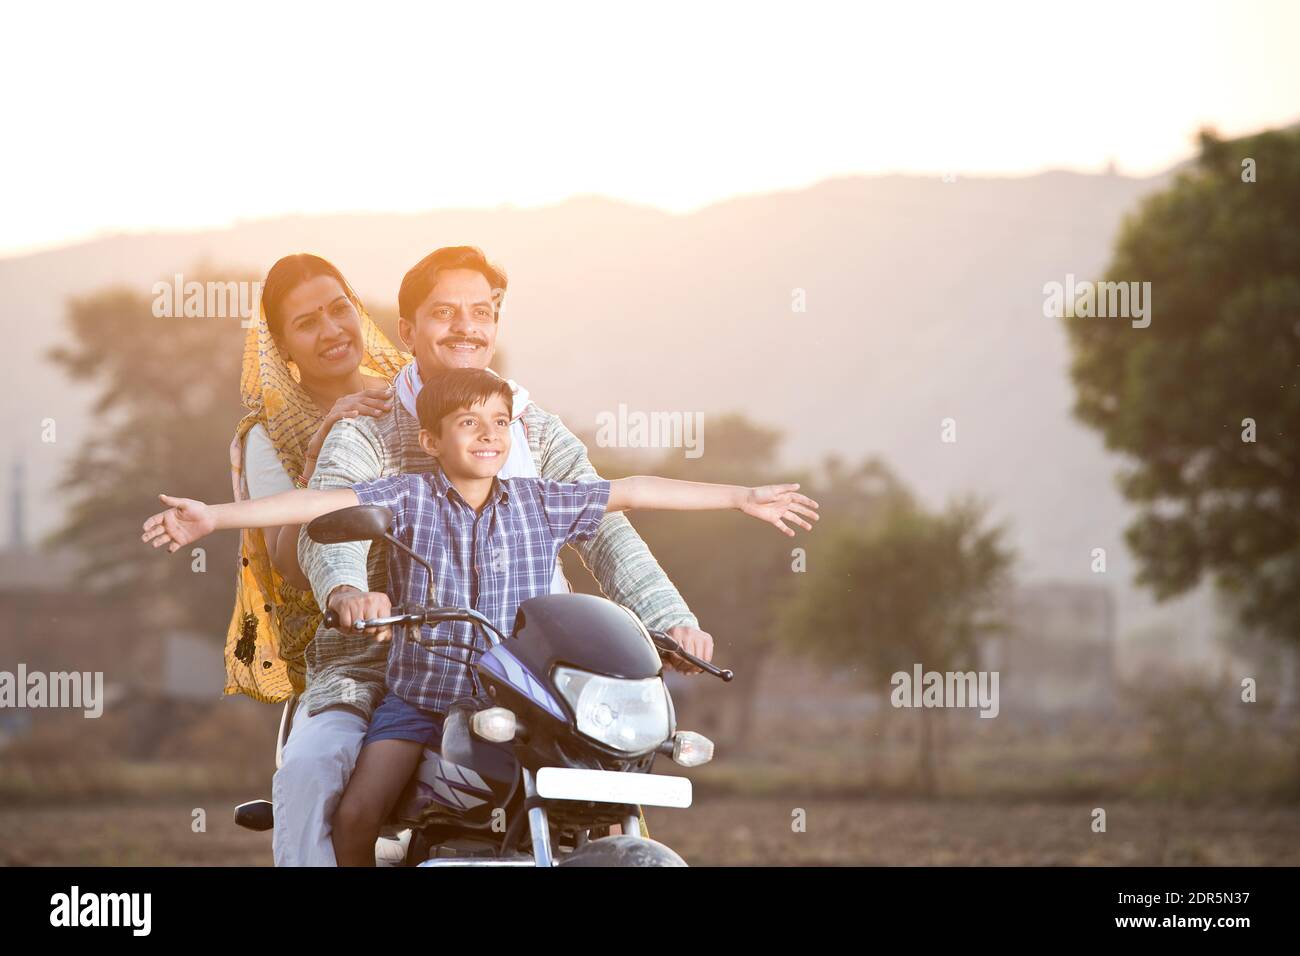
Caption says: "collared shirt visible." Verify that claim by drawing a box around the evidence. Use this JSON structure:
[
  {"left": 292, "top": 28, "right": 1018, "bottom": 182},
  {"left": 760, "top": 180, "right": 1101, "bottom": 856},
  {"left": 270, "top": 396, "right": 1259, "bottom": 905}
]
[
  {"left": 296, "top": 398, "right": 697, "bottom": 721},
  {"left": 352, "top": 464, "right": 612, "bottom": 715}
]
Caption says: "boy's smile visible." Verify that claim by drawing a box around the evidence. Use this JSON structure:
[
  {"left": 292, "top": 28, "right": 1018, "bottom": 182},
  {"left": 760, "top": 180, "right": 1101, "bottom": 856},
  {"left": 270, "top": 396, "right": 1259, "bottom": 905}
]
[{"left": 418, "top": 393, "right": 513, "bottom": 507}]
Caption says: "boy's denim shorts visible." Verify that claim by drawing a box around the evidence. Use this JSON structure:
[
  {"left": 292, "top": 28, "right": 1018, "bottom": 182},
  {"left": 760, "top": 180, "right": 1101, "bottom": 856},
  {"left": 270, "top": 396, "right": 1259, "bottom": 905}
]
[{"left": 363, "top": 691, "right": 446, "bottom": 748}]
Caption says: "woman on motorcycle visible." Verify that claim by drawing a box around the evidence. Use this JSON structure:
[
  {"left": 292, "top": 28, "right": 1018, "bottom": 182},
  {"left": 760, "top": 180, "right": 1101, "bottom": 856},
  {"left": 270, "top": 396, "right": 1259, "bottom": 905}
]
[{"left": 225, "top": 253, "right": 407, "bottom": 703}]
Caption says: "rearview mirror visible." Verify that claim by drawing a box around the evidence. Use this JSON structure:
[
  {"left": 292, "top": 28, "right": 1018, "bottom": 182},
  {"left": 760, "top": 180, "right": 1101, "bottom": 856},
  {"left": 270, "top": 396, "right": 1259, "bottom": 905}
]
[{"left": 306, "top": 505, "right": 394, "bottom": 544}]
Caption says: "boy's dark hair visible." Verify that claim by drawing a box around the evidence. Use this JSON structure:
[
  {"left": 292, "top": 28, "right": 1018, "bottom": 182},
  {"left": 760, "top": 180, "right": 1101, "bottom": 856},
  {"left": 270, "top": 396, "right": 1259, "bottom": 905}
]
[
  {"left": 398, "top": 245, "right": 508, "bottom": 322},
  {"left": 416, "top": 368, "right": 514, "bottom": 437}
]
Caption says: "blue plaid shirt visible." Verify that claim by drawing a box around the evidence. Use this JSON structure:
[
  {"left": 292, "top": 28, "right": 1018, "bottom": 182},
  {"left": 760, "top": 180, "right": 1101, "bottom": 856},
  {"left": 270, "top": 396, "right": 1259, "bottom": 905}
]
[{"left": 352, "top": 465, "right": 612, "bottom": 715}]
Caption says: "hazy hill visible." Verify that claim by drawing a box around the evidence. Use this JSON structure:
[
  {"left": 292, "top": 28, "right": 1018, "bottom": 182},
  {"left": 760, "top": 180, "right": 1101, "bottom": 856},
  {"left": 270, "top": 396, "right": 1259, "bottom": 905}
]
[{"left": 3, "top": 166, "right": 1225, "bottom": 645}]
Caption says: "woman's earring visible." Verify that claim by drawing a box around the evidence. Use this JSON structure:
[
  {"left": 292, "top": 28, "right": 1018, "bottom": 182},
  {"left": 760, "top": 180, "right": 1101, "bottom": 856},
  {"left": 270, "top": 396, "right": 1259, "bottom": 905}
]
[{"left": 271, "top": 338, "right": 298, "bottom": 381}]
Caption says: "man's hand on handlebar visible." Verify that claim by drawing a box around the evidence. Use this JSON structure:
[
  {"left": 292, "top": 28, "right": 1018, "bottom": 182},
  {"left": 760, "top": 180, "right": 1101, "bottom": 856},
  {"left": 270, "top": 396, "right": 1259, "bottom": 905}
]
[
  {"left": 662, "top": 625, "right": 713, "bottom": 676},
  {"left": 327, "top": 585, "right": 393, "bottom": 642}
]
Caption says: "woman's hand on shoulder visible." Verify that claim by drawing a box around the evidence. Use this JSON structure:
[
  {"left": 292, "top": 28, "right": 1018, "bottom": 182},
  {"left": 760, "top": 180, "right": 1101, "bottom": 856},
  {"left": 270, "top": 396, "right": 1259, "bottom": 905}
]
[{"left": 305, "top": 384, "right": 394, "bottom": 461}]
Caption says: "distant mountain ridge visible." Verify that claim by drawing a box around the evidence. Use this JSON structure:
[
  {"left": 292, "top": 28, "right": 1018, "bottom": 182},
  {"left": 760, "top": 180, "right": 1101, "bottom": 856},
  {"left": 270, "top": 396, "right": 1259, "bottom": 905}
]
[{"left": 5, "top": 164, "right": 1222, "bottom": 641}]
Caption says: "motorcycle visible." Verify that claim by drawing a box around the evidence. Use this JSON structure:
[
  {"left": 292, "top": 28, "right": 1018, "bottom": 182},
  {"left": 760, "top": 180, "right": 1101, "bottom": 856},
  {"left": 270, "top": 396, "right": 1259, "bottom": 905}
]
[{"left": 235, "top": 503, "right": 731, "bottom": 866}]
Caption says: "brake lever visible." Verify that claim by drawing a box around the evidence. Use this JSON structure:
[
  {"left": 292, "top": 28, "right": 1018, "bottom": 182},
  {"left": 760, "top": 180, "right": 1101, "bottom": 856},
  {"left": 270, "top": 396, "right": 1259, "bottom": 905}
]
[
  {"left": 650, "top": 631, "right": 734, "bottom": 682},
  {"left": 322, "top": 610, "right": 418, "bottom": 633},
  {"left": 322, "top": 607, "right": 503, "bottom": 650}
]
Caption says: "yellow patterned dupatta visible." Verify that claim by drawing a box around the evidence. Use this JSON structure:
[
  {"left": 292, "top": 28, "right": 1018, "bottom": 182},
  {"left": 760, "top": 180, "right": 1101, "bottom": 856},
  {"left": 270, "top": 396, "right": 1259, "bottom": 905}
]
[{"left": 225, "top": 272, "right": 409, "bottom": 702}]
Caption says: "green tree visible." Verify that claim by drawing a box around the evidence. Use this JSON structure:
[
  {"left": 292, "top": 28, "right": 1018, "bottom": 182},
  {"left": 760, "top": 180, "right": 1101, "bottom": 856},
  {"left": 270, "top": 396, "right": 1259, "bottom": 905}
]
[
  {"left": 1066, "top": 126, "right": 1300, "bottom": 641},
  {"left": 47, "top": 270, "right": 252, "bottom": 638},
  {"left": 776, "top": 497, "right": 1013, "bottom": 793}
]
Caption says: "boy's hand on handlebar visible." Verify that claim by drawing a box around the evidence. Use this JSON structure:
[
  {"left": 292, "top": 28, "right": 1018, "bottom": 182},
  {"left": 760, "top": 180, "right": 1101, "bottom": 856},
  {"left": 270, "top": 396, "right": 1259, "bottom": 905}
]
[
  {"left": 327, "top": 586, "right": 393, "bottom": 642},
  {"left": 141, "top": 494, "right": 217, "bottom": 552},
  {"left": 739, "top": 484, "right": 820, "bottom": 537}
]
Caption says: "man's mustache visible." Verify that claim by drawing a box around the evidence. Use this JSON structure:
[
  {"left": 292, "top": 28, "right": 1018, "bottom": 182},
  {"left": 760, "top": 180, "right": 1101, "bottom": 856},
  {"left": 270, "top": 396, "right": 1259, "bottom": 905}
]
[{"left": 439, "top": 336, "right": 488, "bottom": 347}]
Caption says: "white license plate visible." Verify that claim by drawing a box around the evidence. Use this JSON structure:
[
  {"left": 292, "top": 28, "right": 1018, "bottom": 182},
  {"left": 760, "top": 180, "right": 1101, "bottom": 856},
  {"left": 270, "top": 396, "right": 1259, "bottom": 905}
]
[{"left": 535, "top": 767, "right": 692, "bottom": 808}]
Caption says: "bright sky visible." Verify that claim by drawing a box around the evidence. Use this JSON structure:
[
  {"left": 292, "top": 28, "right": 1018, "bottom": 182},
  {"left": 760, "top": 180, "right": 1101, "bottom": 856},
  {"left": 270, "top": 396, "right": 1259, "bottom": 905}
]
[{"left": 3, "top": 0, "right": 1297, "bottom": 257}]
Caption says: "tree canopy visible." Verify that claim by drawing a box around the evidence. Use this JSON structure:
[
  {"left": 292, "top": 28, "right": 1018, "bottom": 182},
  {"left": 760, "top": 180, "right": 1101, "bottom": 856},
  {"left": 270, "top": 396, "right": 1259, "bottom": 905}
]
[
  {"left": 47, "top": 273, "right": 251, "bottom": 635},
  {"left": 1066, "top": 126, "right": 1300, "bottom": 641}
]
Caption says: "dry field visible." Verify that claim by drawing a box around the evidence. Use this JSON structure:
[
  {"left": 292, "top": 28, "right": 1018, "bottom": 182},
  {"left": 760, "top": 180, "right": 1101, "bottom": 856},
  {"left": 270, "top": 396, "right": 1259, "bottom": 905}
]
[{"left": 2, "top": 794, "right": 1297, "bottom": 866}]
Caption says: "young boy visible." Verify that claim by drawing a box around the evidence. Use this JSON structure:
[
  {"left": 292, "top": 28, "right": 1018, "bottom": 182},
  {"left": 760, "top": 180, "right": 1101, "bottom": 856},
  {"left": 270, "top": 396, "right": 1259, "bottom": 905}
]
[{"left": 142, "top": 368, "right": 818, "bottom": 864}]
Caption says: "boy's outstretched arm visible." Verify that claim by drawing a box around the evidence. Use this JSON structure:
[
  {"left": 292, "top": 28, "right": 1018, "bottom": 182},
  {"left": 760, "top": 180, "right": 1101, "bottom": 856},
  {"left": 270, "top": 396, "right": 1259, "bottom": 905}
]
[
  {"left": 607, "top": 477, "right": 819, "bottom": 537},
  {"left": 141, "top": 487, "right": 360, "bottom": 553}
]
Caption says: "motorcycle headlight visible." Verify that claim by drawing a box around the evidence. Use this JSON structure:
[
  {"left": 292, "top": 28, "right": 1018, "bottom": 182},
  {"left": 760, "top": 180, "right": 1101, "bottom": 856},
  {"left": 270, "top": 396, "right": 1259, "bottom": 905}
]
[{"left": 553, "top": 667, "right": 671, "bottom": 753}]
